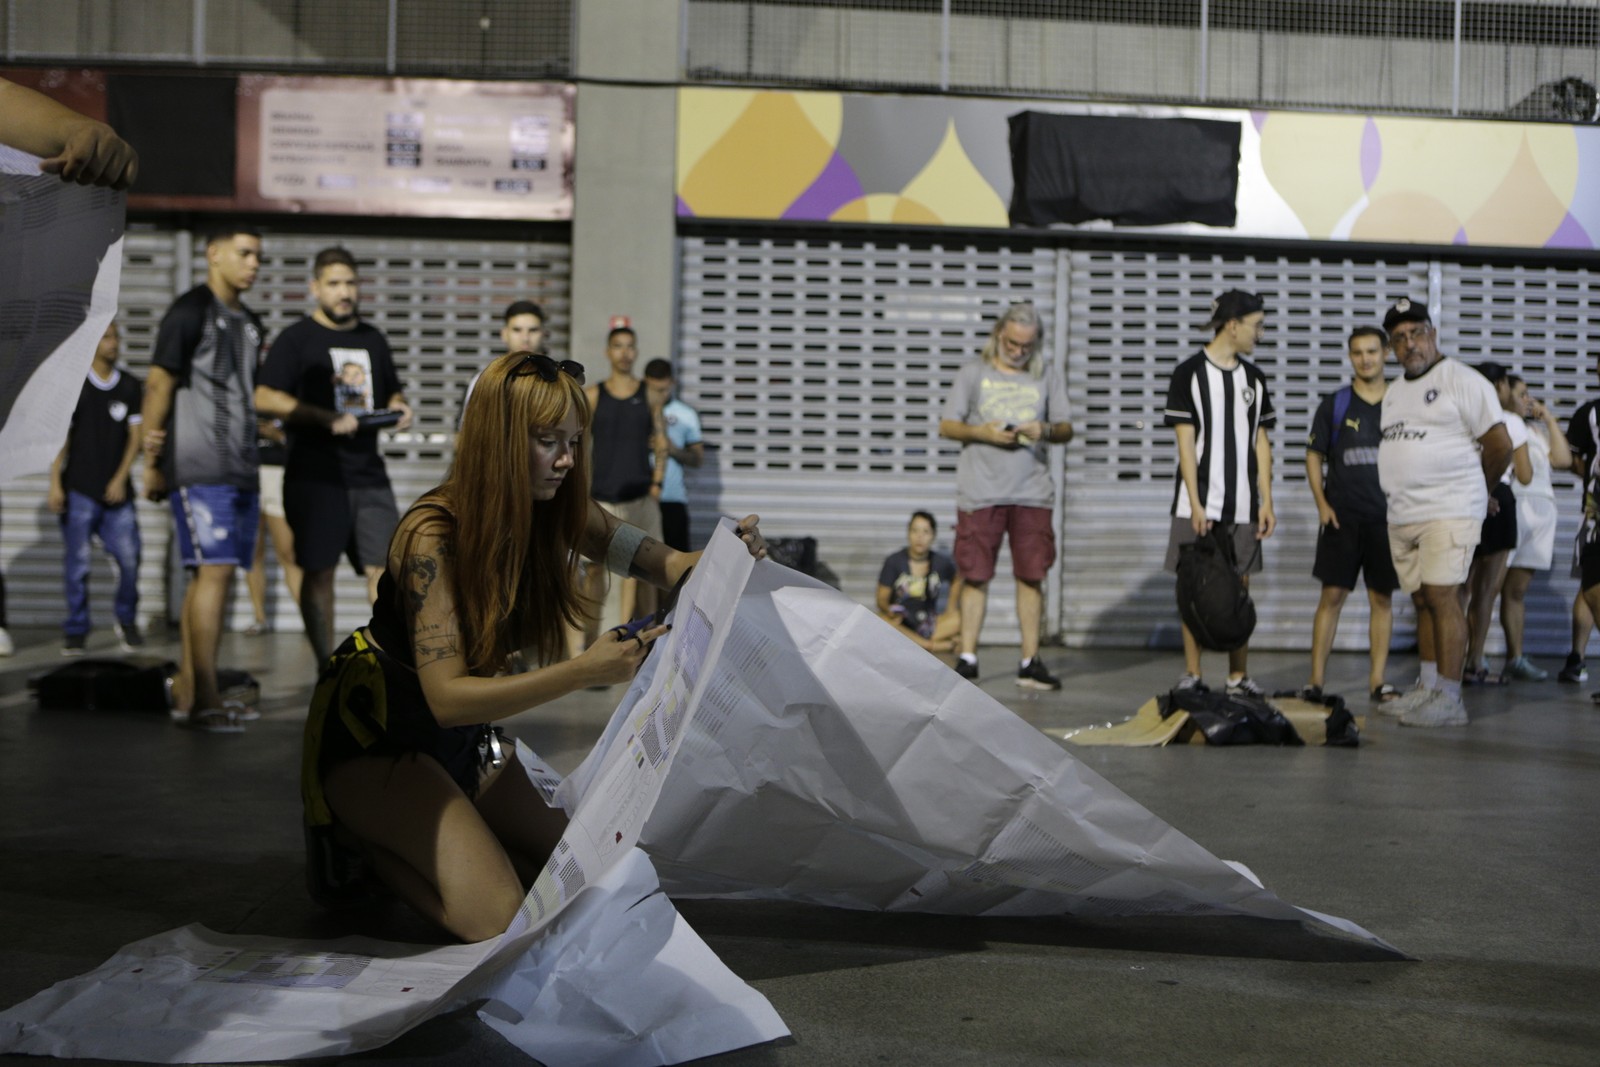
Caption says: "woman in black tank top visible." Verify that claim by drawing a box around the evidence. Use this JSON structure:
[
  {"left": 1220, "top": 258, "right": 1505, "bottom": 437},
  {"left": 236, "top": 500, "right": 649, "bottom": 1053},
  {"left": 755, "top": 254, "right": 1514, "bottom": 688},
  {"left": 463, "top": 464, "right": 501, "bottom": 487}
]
[{"left": 301, "top": 351, "right": 769, "bottom": 943}]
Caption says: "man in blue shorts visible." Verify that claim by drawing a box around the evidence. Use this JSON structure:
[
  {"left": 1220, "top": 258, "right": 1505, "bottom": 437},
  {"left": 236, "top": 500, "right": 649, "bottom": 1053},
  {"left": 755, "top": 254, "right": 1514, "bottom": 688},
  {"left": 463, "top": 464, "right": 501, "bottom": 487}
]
[{"left": 142, "top": 225, "right": 265, "bottom": 731}]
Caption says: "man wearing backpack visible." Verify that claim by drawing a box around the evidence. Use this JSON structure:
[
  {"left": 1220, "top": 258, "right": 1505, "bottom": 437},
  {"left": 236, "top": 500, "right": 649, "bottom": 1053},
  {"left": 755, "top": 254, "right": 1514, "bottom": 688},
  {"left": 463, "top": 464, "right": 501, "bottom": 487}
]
[
  {"left": 1163, "top": 290, "right": 1277, "bottom": 696},
  {"left": 1303, "top": 326, "right": 1398, "bottom": 704},
  {"left": 1377, "top": 299, "right": 1512, "bottom": 728}
]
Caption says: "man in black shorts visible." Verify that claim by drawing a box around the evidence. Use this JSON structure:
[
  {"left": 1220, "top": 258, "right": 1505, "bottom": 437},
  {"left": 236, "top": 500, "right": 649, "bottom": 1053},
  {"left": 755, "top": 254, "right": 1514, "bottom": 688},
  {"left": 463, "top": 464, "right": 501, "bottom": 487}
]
[
  {"left": 1303, "top": 326, "right": 1399, "bottom": 703},
  {"left": 255, "top": 247, "right": 412, "bottom": 664}
]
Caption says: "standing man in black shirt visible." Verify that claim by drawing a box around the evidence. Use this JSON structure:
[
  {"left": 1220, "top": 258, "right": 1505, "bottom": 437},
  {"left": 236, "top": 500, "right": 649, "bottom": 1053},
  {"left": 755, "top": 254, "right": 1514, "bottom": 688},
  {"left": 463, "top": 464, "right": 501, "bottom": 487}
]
[
  {"left": 142, "top": 225, "right": 266, "bottom": 732},
  {"left": 582, "top": 325, "right": 667, "bottom": 640},
  {"left": 255, "top": 247, "right": 412, "bottom": 665},
  {"left": 48, "top": 320, "right": 144, "bottom": 655},
  {"left": 1303, "top": 326, "right": 1399, "bottom": 703}
]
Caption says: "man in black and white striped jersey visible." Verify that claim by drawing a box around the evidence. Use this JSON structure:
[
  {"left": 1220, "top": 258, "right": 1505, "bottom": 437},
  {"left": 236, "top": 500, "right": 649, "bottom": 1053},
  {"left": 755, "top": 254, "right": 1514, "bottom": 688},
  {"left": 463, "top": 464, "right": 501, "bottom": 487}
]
[{"left": 1162, "top": 290, "right": 1277, "bottom": 696}]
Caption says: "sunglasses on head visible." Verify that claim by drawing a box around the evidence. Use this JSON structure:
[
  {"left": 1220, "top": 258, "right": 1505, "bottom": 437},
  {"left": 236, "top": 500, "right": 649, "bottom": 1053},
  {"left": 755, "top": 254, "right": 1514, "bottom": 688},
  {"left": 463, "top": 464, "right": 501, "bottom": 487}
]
[{"left": 511, "top": 352, "right": 585, "bottom": 385}]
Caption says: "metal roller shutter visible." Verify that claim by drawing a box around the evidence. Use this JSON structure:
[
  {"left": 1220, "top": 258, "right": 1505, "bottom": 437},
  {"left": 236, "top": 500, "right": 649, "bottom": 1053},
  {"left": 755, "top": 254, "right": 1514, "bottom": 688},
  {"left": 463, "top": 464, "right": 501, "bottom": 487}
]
[
  {"left": 677, "top": 233, "right": 1059, "bottom": 645},
  {"left": 1060, "top": 249, "right": 1430, "bottom": 651},
  {"left": 2, "top": 226, "right": 571, "bottom": 641}
]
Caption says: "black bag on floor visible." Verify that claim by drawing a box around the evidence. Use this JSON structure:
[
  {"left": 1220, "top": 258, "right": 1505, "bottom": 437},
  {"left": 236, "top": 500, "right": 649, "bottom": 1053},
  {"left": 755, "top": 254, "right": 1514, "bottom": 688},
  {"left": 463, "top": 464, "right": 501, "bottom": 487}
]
[
  {"left": 31, "top": 657, "right": 176, "bottom": 712},
  {"left": 1175, "top": 526, "right": 1257, "bottom": 652},
  {"left": 1160, "top": 685, "right": 1303, "bottom": 746}
]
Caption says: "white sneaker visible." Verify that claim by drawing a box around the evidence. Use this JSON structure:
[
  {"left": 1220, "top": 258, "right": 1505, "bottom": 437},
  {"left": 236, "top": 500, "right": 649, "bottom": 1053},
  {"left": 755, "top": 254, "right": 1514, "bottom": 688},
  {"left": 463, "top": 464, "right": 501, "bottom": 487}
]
[
  {"left": 0, "top": 627, "right": 12, "bottom": 657},
  {"left": 1399, "top": 689, "right": 1469, "bottom": 728},
  {"left": 1381, "top": 683, "right": 1431, "bottom": 718}
]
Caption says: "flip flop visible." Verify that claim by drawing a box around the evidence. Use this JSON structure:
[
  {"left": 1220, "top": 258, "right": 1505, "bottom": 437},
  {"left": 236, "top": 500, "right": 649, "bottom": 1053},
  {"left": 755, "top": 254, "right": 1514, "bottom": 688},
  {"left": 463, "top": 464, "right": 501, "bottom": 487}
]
[
  {"left": 1371, "top": 684, "right": 1401, "bottom": 703},
  {"left": 171, "top": 708, "right": 247, "bottom": 733},
  {"left": 1462, "top": 667, "right": 1508, "bottom": 687}
]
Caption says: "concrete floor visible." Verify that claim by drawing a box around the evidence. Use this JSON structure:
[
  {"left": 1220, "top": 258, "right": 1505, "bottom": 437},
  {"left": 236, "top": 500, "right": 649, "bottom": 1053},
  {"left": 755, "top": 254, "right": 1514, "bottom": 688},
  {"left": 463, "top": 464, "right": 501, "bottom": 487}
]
[{"left": 1, "top": 626, "right": 1597, "bottom": 1067}]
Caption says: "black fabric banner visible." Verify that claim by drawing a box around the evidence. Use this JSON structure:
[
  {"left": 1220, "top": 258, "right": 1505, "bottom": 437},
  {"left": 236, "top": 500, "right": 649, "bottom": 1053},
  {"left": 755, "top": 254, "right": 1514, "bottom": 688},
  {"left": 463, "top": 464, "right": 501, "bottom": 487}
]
[
  {"left": 1008, "top": 112, "right": 1241, "bottom": 228},
  {"left": 108, "top": 74, "right": 237, "bottom": 197}
]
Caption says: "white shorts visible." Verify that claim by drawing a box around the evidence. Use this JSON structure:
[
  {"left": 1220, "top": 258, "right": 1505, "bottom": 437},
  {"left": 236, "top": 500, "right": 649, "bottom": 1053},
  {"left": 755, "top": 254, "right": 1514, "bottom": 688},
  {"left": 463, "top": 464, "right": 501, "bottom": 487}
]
[
  {"left": 1509, "top": 494, "right": 1557, "bottom": 571},
  {"left": 258, "top": 463, "right": 286, "bottom": 520}
]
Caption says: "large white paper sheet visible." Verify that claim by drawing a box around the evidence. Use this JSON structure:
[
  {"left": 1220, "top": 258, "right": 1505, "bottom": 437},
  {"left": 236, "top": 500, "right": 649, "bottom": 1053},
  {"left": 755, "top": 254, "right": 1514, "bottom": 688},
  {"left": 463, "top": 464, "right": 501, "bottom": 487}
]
[
  {"left": 0, "top": 521, "right": 1392, "bottom": 1065},
  {"left": 0, "top": 523, "right": 786, "bottom": 1066},
  {"left": 586, "top": 544, "right": 1392, "bottom": 948},
  {"left": 0, "top": 150, "right": 125, "bottom": 483}
]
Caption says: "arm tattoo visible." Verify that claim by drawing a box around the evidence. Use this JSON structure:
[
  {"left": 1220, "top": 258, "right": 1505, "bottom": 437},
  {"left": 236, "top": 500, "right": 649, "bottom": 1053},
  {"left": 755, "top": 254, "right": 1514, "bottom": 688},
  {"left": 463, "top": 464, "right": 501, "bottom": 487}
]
[
  {"left": 628, "top": 536, "right": 666, "bottom": 581},
  {"left": 413, "top": 619, "right": 461, "bottom": 667},
  {"left": 406, "top": 553, "right": 439, "bottom": 616}
]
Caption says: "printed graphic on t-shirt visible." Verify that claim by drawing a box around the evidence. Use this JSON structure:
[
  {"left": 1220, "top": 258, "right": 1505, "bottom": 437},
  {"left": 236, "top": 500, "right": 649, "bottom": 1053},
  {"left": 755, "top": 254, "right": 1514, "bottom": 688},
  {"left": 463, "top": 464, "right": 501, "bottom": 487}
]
[
  {"left": 976, "top": 377, "right": 1045, "bottom": 426},
  {"left": 331, "top": 348, "right": 375, "bottom": 414}
]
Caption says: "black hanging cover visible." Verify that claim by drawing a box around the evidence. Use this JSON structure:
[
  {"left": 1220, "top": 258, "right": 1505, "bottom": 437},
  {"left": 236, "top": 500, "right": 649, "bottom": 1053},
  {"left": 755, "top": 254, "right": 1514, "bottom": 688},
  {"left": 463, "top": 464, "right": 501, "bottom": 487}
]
[{"left": 1008, "top": 112, "right": 1240, "bottom": 228}]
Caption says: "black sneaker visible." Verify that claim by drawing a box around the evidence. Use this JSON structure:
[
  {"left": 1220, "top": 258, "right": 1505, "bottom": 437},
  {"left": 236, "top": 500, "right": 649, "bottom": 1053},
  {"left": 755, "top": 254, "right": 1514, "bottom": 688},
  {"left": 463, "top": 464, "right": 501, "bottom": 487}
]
[
  {"left": 955, "top": 658, "right": 979, "bottom": 681},
  {"left": 1559, "top": 653, "right": 1587, "bottom": 683},
  {"left": 114, "top": 621, "right": 145, "bottom": 651},
  {"left": 62, "top": 634, "right": 86, "bottom": 657},
  {"left": 1016, "top": 657, "right": 1062, "bottom": 691}
]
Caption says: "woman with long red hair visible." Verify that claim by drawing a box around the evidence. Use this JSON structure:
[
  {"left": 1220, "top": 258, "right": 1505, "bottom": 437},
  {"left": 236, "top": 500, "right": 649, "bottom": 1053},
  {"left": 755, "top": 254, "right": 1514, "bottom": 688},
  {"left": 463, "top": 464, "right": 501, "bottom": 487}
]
[{"left": 301, "top": 350, "right": 765, "bottom": 942}]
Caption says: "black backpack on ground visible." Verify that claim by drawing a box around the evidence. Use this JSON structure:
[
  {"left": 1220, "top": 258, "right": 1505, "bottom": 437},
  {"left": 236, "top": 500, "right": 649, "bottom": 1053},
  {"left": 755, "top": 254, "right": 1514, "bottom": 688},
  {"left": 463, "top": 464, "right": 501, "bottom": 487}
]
[
  {"left": 1175, "top": 526, "right": 1257, "bottom": 652},
  {"left": 1160, "top": 685, "right": 1303, "bottom": 746}
]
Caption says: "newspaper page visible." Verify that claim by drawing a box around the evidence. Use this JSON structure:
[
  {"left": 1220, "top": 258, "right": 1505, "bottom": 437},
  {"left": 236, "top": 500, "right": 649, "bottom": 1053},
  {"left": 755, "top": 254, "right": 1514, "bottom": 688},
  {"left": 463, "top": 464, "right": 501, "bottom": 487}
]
[{"left": 0, "top": 147, "right": 125, "bottom": 483}]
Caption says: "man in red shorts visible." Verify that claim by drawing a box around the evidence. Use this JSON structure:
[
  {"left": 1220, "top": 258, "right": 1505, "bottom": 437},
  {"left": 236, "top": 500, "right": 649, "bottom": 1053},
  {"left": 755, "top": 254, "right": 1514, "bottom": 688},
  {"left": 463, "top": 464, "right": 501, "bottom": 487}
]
[{"left": 938, "top": 301, "right": 1074, "bottom": 689}]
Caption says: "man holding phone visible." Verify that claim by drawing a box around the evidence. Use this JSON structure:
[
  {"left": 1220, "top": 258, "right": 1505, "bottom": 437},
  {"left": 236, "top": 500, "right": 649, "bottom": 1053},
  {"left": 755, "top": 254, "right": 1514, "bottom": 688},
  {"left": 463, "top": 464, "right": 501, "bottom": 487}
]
[
  {"left": 938, "top": 301, "right": 1073, "bottom": 690},
  {"left": 255, "top": 246, "right": 412, "bottom": 665}
]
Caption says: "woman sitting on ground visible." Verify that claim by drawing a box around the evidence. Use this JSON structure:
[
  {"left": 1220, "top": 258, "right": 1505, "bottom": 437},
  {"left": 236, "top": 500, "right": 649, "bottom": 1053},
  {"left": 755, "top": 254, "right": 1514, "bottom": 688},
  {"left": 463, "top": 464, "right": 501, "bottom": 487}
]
[
  {"left": 301, "top": 350, "right": 766, "bottom": 943},
  {"left": 876, "top": 510, "right": 963, "bottom": 653}
]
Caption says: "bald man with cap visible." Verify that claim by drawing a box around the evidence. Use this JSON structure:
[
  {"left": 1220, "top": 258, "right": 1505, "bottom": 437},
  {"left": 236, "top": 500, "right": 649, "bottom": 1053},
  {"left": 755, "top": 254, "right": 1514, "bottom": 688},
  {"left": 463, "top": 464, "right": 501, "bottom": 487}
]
[{"left": 1377, "top": 298, "right": 1512, "bottom": 727}]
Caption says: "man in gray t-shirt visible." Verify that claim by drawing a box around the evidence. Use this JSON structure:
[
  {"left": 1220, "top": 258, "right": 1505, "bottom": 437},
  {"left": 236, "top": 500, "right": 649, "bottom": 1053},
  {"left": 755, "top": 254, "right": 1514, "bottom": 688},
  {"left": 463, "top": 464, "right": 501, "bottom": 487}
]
[{"left": 938, "top": 301, "right": 1073, "bottom": 691}]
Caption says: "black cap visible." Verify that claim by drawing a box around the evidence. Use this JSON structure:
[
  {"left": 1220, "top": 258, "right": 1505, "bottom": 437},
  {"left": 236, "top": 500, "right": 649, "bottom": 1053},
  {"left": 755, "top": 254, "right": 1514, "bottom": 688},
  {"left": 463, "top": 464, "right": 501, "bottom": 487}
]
[
  {"left": 1205, "top": 290, "right": 1266, "bottom": 329},
  {"left": 1382, "top": 297, "right": 1431, "bottom": 334}
]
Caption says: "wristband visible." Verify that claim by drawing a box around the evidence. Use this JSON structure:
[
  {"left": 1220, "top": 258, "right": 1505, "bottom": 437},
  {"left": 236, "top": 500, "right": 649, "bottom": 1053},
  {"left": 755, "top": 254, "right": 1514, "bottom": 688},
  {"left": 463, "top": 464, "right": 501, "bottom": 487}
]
[{"left": 605, "top": 521, "right": 648, "bottom": 577}]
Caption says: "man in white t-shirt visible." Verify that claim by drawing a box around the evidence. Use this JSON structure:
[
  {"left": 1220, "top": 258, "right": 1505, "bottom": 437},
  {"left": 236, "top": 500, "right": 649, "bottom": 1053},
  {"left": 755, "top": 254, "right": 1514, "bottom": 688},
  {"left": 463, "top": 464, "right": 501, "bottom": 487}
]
[{"left": 1377, "top": 298, "right": 1512, "bottom": 727}]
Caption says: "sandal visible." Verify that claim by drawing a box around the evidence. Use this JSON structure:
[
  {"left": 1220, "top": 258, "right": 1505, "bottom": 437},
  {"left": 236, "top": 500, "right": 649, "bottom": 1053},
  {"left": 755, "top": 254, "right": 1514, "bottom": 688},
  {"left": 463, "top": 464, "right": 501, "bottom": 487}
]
[
  {"left": 1371, "top": 683, "right": 1402, "bottom": 703},
  {"left": 1462, "top": 667, "right": 1507, "bottom": 687},
  {"left": 222, "top": 698, "right": 260, "bottom": 722},
  {"left": 170, "top": 707, "right": 247, "bottom": 733},
  {"left": 1298, "top": 684, "right": 1324, "bottom": 701}
]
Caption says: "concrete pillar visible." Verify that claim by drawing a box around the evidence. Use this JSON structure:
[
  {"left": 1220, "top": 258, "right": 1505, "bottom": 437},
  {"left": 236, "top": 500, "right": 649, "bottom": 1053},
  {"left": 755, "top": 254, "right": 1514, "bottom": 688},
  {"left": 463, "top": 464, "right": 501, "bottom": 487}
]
[{"left": 569, "top": 1, "right": 682, "bottom": 369}]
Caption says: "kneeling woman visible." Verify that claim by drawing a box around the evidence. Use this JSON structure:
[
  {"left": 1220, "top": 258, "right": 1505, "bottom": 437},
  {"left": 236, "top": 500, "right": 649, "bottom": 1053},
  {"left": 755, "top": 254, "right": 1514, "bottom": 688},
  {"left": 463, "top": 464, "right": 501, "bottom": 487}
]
[{"left": 302, "top": 351, "right": 765, "bottom": 943}]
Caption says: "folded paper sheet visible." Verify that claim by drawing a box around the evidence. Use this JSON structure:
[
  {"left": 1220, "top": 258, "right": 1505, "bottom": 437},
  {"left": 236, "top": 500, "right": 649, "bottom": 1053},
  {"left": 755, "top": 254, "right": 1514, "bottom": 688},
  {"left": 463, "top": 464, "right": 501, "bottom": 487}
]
[{"left": 0, "top": 522, "right": 1392, "bottom": 1066}]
